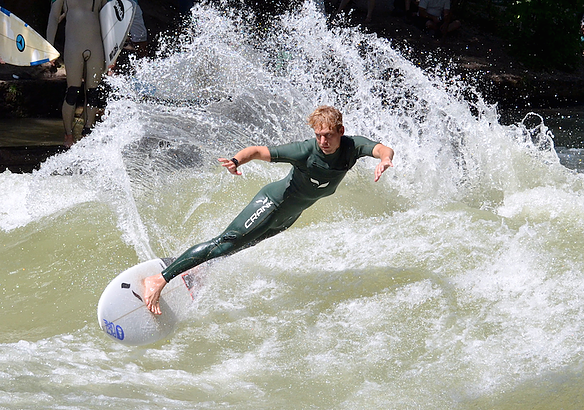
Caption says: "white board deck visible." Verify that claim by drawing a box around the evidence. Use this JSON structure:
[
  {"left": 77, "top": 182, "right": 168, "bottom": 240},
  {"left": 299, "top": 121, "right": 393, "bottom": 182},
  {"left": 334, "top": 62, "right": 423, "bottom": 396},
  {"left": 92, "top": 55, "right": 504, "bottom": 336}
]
[
  {"left": 100, "top": 0, "right": 135, "bottom": 70},
  {"left": 97, "top": 258, "right": 204, "bottom": 346},
  {"left": 0, "top": 7, "right": 60, "bottom": 66}
]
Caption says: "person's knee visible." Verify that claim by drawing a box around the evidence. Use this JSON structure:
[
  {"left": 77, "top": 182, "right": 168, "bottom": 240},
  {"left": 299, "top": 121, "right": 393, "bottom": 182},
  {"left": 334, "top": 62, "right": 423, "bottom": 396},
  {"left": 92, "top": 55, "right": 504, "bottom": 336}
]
[
  {"left": 425, "top": 19, "right": 436, "bottom": 30},
  {"left": 65, "top": 86, "right": 82, "bottom": 106},
  {"left": 220, "top": 231, "right": 239, "bottom": 242},
  {"left": 204, "top": 230, "right": 245, "bottom": 259},
  {"left": 449, "top": 20, "right": 461, "bottom": 32}
]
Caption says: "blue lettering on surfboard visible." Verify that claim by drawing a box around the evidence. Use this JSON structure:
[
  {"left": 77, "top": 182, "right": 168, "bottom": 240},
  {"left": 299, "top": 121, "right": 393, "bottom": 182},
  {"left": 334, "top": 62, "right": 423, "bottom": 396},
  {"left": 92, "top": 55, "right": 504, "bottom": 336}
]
[{"left": 103, "top": 319, "right": 125, "bottom": 340}]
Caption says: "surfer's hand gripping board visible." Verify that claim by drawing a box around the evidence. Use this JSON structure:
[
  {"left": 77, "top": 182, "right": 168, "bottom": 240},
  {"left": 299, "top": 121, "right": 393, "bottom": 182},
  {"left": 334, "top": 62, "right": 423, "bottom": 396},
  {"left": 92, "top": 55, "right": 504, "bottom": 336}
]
[{"left": 97, "top": 258, "right": 203, "bottom": 346}]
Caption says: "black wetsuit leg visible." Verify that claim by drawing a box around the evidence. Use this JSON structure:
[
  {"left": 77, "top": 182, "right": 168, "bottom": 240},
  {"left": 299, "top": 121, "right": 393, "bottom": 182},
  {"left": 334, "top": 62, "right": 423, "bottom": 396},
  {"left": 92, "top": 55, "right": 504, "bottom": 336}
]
[{"left": 161, "top": 189, "right": 302, "bottom": 282}]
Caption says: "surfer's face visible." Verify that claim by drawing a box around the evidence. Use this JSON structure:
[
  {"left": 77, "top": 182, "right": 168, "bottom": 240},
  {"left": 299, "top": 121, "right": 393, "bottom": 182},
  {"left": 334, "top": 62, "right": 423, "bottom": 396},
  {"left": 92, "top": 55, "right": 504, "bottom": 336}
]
[{"left": 314, "top": 124, "right": 344, "bottom": 155}]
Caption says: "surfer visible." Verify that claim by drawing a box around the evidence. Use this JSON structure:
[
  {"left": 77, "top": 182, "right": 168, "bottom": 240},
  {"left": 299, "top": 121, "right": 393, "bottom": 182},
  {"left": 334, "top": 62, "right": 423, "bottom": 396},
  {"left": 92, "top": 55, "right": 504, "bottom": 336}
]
[
  {"left": 47, "top": 0, "right": 108, "bottom": 148},
  {"left": 144, "top": 106, "right": 395, "bottom": 315}
]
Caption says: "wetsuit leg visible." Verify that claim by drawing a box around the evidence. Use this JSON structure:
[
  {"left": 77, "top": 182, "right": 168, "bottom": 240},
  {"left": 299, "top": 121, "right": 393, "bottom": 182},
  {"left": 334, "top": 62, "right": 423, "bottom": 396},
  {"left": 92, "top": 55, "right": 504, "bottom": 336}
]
[
  {"left": 161, "top": 190, "right": 302, "bottom": 282},
  {"left": 61, "top": 33, "right": 85, "bottom": 136},
  {"left": 83, "top": 87, "right": 100, "bottom": 132},
  {"left": 62, "top": 86, "right": 82, "bottom": 135},
  {"left": 83, "top": 48, "right": 104, "bottom": 130}
]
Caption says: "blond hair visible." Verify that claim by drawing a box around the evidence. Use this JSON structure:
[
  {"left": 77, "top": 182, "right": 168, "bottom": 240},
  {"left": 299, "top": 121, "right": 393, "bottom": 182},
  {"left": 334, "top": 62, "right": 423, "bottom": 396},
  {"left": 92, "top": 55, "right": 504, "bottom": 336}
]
[{"left": 307, "top": 106, "right": 343, "bottom": 132}]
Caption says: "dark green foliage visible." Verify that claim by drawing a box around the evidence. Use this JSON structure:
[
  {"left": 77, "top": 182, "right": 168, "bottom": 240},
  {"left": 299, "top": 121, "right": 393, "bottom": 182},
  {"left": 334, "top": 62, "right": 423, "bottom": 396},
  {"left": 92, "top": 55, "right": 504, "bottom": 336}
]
[{"left": 502, "top": 0, "right": 584, "bottom": 71}]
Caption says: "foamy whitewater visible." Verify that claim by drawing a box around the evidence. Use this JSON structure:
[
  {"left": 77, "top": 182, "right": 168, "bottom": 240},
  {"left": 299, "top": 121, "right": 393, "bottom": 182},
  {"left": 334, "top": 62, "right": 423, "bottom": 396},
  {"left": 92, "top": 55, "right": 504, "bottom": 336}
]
[{"left": 2, "top": 2, "right": 584, "bottom": 409}]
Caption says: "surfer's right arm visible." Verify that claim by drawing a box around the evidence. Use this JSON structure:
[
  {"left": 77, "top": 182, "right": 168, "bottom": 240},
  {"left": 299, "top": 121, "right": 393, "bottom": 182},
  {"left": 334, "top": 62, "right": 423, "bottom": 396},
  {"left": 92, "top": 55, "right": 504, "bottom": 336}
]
[
  {"left": 218, "top": 146, "right": 271, "bottom": 176},
  {"left": 46, "top": 0, "right": 64, "bottom": 45}
]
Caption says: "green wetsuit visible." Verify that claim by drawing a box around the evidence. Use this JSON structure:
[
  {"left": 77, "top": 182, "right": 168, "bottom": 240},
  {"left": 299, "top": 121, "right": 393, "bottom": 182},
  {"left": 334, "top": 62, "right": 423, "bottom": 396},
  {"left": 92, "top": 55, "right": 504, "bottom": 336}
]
[{"left": 161, "top": 135, "right": 379, "bottom": 282}]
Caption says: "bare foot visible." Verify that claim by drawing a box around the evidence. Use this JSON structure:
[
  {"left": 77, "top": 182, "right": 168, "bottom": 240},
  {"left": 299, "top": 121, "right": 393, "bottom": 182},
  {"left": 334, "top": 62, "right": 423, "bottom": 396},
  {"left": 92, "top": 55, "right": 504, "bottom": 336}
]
[
  {"left": 64, "top": 134, "right": 74, "bottom": 148},
  {"left": 143, "top": 273, "right": 167, "bottom": 315}
]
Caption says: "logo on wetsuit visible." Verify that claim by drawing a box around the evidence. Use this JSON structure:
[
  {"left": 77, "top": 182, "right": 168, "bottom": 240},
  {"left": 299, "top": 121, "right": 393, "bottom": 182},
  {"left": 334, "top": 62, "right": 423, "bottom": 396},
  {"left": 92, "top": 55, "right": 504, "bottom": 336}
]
[
  {"left": 310, "top": 178, "right": 330, "bottom": 188},
  {"left": 245, "top": 197, "right": 274, "bottom": 229}
]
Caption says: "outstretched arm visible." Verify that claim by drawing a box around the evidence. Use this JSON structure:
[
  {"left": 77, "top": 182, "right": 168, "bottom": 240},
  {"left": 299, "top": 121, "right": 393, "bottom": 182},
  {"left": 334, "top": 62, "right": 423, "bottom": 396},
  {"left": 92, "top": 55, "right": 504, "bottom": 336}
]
[
  {"left": 218, "top": 146, "right": 271, "bottom": 175},
  {"left": 372, "top": 143, "right": 394, "bottom": 182}
]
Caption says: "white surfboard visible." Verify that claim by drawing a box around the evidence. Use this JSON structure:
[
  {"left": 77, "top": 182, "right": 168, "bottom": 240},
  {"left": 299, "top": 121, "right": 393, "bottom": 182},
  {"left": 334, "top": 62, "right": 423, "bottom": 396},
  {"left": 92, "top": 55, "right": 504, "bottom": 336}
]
[
  {"left": 0, "top": 7, "right": 60, "bottom": 66},
  {"left": 97, "top": 258, "right": 204, "bottom": 346},
  {"left": 99, "top": 0, "right": 135, "bottom": 70}
]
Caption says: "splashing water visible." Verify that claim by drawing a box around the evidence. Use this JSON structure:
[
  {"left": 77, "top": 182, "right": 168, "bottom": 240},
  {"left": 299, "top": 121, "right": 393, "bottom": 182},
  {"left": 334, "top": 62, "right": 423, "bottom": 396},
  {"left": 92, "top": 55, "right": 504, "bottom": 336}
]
[{"left": 1, "top": 2, "right": 584, "bottom": 409}]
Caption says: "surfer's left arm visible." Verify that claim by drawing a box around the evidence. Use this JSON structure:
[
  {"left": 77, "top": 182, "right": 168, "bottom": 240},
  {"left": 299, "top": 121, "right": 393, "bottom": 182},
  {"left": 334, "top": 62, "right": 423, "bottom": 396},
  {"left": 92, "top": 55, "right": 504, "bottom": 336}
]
[
  {"left": 218, "top": 146, "right": 271, "bottom": 176},
  {"left": 372, "top": 143, "right": 394, "bottom": 182}
]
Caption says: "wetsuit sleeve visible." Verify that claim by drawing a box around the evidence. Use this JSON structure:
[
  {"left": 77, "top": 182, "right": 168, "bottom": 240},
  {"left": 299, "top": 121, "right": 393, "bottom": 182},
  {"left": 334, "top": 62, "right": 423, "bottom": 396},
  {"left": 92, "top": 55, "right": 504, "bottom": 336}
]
[
  {"left": 268, "top": 140, "right": 313, "bottom": 165},
  {"left": 350, "top": 135, "right": 379, "bottom": 158}
]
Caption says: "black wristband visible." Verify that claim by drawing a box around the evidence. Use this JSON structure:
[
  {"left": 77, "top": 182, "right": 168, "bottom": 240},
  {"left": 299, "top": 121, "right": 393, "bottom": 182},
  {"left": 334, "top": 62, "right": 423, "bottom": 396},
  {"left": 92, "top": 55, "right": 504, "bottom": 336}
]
[{"left": 231, "top": 157, "right": 239, "bottom": 167}]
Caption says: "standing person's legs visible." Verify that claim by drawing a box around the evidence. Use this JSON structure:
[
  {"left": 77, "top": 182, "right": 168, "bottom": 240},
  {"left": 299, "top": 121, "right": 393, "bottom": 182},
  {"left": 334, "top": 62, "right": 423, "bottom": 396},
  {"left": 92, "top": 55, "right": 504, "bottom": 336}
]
[
  {"left": 83, "top": 49, "right": 105, "bottom": 133},
  {"left": 62, "top": 52, "right": 84, "bottom": 147}
]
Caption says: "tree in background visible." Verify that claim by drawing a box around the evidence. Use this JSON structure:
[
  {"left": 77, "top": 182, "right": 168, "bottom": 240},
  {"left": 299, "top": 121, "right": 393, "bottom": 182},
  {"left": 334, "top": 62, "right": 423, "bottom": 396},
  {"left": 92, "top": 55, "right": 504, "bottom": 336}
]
[{"left": 503, "top": 0, "right": 584, "bottom": 71}]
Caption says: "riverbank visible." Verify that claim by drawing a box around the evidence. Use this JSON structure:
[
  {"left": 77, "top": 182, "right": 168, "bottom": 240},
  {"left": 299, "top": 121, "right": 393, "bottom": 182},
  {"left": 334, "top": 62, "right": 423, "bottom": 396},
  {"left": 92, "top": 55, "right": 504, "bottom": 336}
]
[
  {"left": 1, "top": 1, "right": 584, "bottom": 120},
  {"left": 1, "top": 0, "right": 584, "bottom": 166},
  {"left": 363, "top": 5, "right": 584, "bottom": 111}
]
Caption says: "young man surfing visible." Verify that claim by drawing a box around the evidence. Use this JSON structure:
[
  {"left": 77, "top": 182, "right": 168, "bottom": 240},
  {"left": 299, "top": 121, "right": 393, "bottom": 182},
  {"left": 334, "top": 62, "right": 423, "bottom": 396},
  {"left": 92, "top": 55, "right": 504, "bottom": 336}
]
[{"left": 144, "top": 106, "right": 395, "bottom": 315}]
